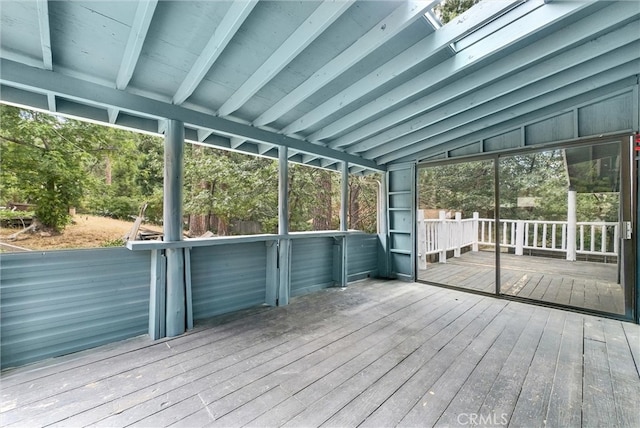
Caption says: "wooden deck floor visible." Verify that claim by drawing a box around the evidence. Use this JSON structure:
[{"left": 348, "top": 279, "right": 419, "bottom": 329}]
[
  {"left": 419, "top": 251, "right": 624, "bottom": 315},
  {"left": 1, "top": 279, "right": 639, "bottom": 427}
]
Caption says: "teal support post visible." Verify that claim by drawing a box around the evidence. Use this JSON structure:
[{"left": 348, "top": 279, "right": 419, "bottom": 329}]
[
  {"left": 164, "top": 119, "right": 186, "bottom": 337},
  {"left": 278, "top": 146, "right": 291, "bottom": 305},
  {"left": 338, "top": 161, "right": 349, "bottom": 286}
]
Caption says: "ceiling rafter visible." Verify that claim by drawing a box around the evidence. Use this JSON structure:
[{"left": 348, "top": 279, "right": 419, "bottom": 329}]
[
  {"left": 336, "top": 3, "right": 638, "bottom": 152},
  {"left": 35, "top": 0, "right": 52, "bottom": 70},
  {"left": 0, "top": 58, "right": 383, "bottom": 171},
  {"left": 107, "top": 107, "right": 119, "bottom": 124},
  {"left": 283, "top": 0, "right": 523, "bottom": 137},
  {"left": 333, "top": 1, "right": 638, "bottom": 152},
  {"left": 252, "top": 0, "right": 439, "bottom": 127},
  {"left": 116, "top": 0, "right": 158, "bottom": 90},
  {"left": 374, "top": 62, "right": 639, "bottom": 164},
  {"left": 328, "top": 1, "right": 595, "bottom": 152},
  {"left": 230, "top": 137, "right": 245, "bottom": 149},
  {"left": 348, "top": 19, "right": 640, "bottom": 155},
  {"left": 172, "top": 1, "right": 257, "bottom": 105},
  {"left": 217, "top": 0, "right": 354, "bottom": 117}
]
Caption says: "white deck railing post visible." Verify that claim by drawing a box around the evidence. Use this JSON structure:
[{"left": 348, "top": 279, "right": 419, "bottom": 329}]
[
  {"left": 515, "top": 220, "right": 524, "bottom": 256},
  {"left": 472, "top": 212, "right": 479, "bottom": 252},
  {"left": 438, "top": 210, "right": 447, "bottom": 263},
  {"left": 417, "top": 210, "right": 427, "bottom": 270},
  {"left": 566, "top": 187, "right": 577, "bottom": 261},
  {"left": 454, "top": 212, "right": 462, "bottom": 257}
]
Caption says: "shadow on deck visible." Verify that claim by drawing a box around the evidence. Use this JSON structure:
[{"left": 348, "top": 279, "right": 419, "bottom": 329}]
[
  {"left": 1, "top": 279, "right": 639, "bottom": 427},
  {"left": 419, "top": 251, "right": 624, "bottom": 315}
]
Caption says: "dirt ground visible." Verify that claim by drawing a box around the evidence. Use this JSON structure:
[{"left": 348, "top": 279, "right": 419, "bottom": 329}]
[{"left": 0, "top": 215, "right": 163, "bottom": 252}]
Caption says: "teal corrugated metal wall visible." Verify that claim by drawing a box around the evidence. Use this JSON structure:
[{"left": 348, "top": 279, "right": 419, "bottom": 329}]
[
  {"left": 291, "top": 237, "right": 334, "bottom": 297},
  {"left": 0, "top": 234, "right": 381, "bottom": 369},
  {"left": 347, "top": 233, "right": 378, "bottom": 280},
  {"left": 190, "top": 242, "right": 267, "bottom": 320},
  {"left": 0, "top": 248, "right": 150, "bottom": 369}
]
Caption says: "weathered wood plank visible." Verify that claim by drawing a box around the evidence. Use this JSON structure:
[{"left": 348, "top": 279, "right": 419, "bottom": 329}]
[
  {"left": 283, "top": 296, "right": 494, "bottom": 427},
  {"left": 433, "top": 304, "right": 535, "bottom": 426},
  {"left": 582, "top": 319, "right": 617, "bottom": 428},
  {"left": 357, "top": 299, "right": 508, "bottom": 428},
  {"left": 622, "top": 322, "right": 640, "bottom": 377},
  {"left": 395, "top": 304, "right": 523, "bottom": 427},
  {"left": 509, "top": 310, "right": 566, "bottom": 427},
  {"left": 89, "top": 285, "right": 443, "bottom": 427},
  {"left": 477, "top": 307, "right": 550, "bottom": 424},
  {"left": 544, "top": 312, "right": 584, "bottom": 427},
  {"left": 602, "top": 319, "right": 640, "bottom": 427}
]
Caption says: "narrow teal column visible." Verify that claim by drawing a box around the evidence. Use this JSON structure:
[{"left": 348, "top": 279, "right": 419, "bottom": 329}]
[
  {"left": 340, "top": 161, "right": 349, "bottom": 232},
  {"left": 339, "top": 161, "right": 349, "bottom": 286},
  {"left": 164, "top": 119, "right": 185, "bottom": 337},
  {"left": 278, "top": 146, "right": 291, "bottom": 305}
]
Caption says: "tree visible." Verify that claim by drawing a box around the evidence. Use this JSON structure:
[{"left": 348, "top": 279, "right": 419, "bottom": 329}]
[
  {"left": 435, "top": 0, "right": 480, "bottom": 24},
  {"left": 0, "top": 106, "right": 87, "bottom": 231}
]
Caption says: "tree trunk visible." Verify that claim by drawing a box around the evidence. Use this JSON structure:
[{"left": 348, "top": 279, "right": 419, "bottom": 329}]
[
  {"left": 349, "top": 181, "right": 361, "bottom": 229},
  {"left": 312, "top": 170, "right": 332, "bottom": 230},
  {"left": 217, "top": 217, "right": 228, "bottom": 236},
  {"left": 188, "top": 213, "right": 208, "bottom": 237}
]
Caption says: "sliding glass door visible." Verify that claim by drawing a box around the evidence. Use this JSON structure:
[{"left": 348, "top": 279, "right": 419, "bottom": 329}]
[{"left": 418, "top": 137, "right": 634, "bottom": 318}]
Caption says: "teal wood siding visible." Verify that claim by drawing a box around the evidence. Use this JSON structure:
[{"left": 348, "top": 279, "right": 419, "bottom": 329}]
[
  {"left": 190, "top": 242, "right": 267, "bottom": 320},
  {"left": 347, "top": 233, "right": 378, "bottom": 281},
  {"left": 426, "top": 88, "right": 638, "bottom": 160},
  {"left": 0, "top": 248, "right": 150, "bottom": 369},
  {"left": 291, "top": 237, "right": 334, "bottom": 297}
]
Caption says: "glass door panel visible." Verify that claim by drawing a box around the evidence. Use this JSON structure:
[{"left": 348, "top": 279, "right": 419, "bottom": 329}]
[
  {"left": 417, "top": 159, "right": 496, "bottom": 294},
  {"left": 498, "top": 143, "right": 625, "bottom": 315}
]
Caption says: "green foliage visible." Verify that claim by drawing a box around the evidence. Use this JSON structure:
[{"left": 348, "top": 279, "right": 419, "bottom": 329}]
[
  {"left": 419, "top": 149, "right": 620, "bottom": 224},
  {"left": 435, "top": 0, "right": 480, "bottom": 24},
  {"left": 100, "top": 238, "right": 125, "bottom": 247},
  {"left": 0, "top": 209, "right": 35, "bottom": 220},
  {"left": 1, "top": 106, "right": 86, "bottom": 231},
  {"left": 1, "top": 105, "right": 378, "bottom": 241}
]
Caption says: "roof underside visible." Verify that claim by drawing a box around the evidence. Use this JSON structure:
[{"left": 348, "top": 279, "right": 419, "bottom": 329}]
[{"left": 1, "top": 0, "right": 638, "bottom": 173}]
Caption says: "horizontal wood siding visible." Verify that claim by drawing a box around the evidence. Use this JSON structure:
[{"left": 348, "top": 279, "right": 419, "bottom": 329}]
[
  {"left": 347, "top": 233, "right": 378, "bottom": 280},
  {"left": 291, "top": 237, "right": 334, "bottom": 297},
  {"left": 0, "top": 248, "right": 150, "bottom": 369},
  {"left": 190, "top": 242, "right": 267, "bottom": 320}
]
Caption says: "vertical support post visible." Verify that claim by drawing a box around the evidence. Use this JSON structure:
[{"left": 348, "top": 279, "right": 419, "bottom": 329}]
[
  {"left": 149, "top": 249, "right": 166, "bottom": 340},
  {"left": 338, "top": 161, "right": 349, "bottom": 287},
  {"left": 454, "top": 212, "right": 462, "bottom": 257},
  {"left": 417, "top": 209, "right": 427, "bottom": 270},
  {"left": 184, "top": 247, "right": 193, "bottom": 330},
  {"left": 164, "top": 119, "right": 186, "bottom": 337},
  {"left": 566, "top": 186, "right": 577, "bottom": 261},
  {"left": 515, "top": 220, "right": 525, "bottom": 256},
  {"left": 472, "top": 212, "right": 479, "bottom": 252},
  {"left": 438, "top": 210, "right": 447, "bottom": 263},
  {"left": 340, "top": 161, "right": 349, "bottom": 232},
  {"left": 265, "top": 241, "right": 278, "bottom": 306},
  {"left": 278, "top": 147, "right": 291, "bottom": 305}
]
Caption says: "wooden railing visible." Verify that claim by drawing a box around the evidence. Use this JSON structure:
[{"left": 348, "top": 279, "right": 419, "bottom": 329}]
[{"left": 418, "top": 211, "right": 618, "bottom": 269}]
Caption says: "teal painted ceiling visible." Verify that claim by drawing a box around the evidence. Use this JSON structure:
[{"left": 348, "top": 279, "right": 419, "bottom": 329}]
[{"left": 1, "top": 0, "right": 638, "bottom": 172}]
